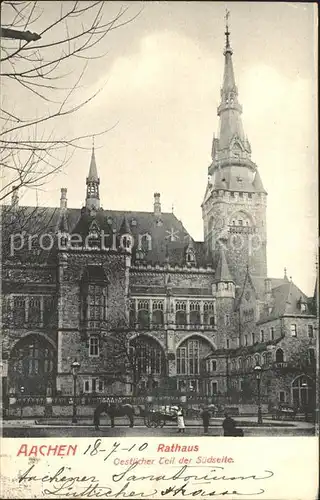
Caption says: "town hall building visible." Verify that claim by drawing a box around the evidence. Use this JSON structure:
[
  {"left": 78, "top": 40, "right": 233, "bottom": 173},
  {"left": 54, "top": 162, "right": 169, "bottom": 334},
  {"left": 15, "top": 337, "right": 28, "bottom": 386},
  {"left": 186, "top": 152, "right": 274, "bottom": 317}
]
[{"left": 1, "top": 20, "right": 317, "bottom": 413}]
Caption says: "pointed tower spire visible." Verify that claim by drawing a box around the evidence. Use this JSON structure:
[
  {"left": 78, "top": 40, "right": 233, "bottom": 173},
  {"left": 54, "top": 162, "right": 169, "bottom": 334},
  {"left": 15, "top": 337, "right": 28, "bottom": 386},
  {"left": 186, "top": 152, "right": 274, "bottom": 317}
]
[
  {"left": 85, "top": 137, "right": 100, "bottom": 209},
  {"left": 217, "top": 11, "right": 245, "bottom": 152}
]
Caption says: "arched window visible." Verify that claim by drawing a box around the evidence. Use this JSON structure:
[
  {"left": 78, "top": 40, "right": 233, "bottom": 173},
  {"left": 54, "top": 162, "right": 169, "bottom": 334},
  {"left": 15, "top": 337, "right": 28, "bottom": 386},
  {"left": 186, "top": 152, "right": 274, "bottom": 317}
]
[
  {"left": 253, "top": 353, "right": 260, "bottom": 366},
  {"left": 190, "top": 302, "right": 200, "bottom": 327},
  {"left": 275, "top": 348, "right": 284, "bottom": 363},
  {"left": 177, "top": 336, "right": 214, "bottom": 376},
  {"left": 140, "top": 233, "right": 152, "bottom": 252},
  {"left": 175, "top": 301, "right": 187, "bottom": 326},
  {"left": 292, "top": 376, "right": 315, "bottom": 409},
  {"left": 137, "top": 300, "right": 149, "bottom": 329},
  {"left": 129, "top": 336, "right": 165, "bottom": 376},
  {"left": 204, "top": 302, "right": 215, "bottom": 327},
  {"left": 8, "top": 335, "right": 55, "bottom": 395},
  {"left": 152, "top": 301, "right": 164, "bottom": 328}
]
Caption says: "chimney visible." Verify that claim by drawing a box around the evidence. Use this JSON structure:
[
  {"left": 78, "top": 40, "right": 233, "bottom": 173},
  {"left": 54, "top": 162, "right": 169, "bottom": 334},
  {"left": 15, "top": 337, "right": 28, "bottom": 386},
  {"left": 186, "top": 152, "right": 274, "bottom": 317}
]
[
  {"left": 154, "top": 192, "right": 161, "bottom": 216},
  {"left": 60, "top": 188, "right": 67, "bottom": 209},
  {"left": 11, "top": 186, "right": 19, "bottom": 207}
]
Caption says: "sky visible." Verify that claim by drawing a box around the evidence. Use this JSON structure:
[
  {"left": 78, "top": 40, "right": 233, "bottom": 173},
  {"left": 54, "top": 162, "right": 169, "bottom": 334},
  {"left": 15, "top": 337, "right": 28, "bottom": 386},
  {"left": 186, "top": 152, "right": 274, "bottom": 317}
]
[{"left": 3, "top": 1, "right": 318, "bottom": 295}]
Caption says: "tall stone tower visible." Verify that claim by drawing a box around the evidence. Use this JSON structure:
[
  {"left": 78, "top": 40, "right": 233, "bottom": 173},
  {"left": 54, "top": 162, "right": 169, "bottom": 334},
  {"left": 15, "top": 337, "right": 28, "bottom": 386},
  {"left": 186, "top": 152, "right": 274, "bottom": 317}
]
[{"left": 202, "top": 15, "right": 267, "bottom": 286}]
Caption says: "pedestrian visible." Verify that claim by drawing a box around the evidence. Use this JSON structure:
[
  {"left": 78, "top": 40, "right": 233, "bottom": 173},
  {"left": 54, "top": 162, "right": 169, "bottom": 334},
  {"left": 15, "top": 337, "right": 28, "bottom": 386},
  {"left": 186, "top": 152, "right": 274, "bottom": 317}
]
[
  {"left": 176, "top": 405, "right": 185, "bottom": 434},
  {"left": 222, "top": 412, "right": 237, "bottom": 436},
  {"left": 201, "top": 407, "right": 210, "bottom": 434}
]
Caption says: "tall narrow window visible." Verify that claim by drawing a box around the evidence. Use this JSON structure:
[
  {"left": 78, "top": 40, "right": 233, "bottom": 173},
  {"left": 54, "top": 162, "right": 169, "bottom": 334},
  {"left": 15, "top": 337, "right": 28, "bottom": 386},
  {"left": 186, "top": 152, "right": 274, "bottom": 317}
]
[
  {"left": 290, "top": 324, "right": 297, "bottom": 337},
  {"left": 308, "top": 325, "right": 314, "bottom": 338},
  {"left": 137, "top": 300, "right": 149, "bottom": 329},
  {"left": 44, "top": 297, "right": 54, "bottom": 326},
  {"left": 176, "top": 301, "right": 187, "bottom": 326},
  {"left": 275, "top": 348, "right": 284, "bottom": 363},
  {"left": 270, "top": 327, "right": 274, "bottom": 340},
  {"left": 81, "top": 266, "right": 107, "bottom": 329},
  {"left": 190, "top": 302, "right": 201, "bottom": 327},
  {"left": 88, "top": 285, "right": 106, "bottom": 329},
  {"left": 204, "top": 302, "right": 215, "bottom": 327},
  {"left": 129, "top": 300, "right": 136, "bottom": 328},
  {"left": 152, "top": 301, "right": 164, "bottom": 328},
  {"left": 89, "top": 336, "right": 99, "bottom": 357},
  {"left": 260, "top": 330, "right": 264, "bottom": 342},
  {"left": 14, "top": 296, "right": 25, "bottom": 326},
  {"left": 177, "top": 347, "right": 187, "bottom": 375},
  {"left": 188, "top": 340, "right": 199, "bottom": 375},
  {"left": 28, "top": 297, "right": 41, "bottom": 326}
]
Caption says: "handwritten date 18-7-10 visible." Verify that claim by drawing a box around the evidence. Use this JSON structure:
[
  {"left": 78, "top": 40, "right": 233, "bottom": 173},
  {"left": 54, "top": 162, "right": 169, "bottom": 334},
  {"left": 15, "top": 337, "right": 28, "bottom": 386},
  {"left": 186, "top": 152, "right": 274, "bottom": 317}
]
[{"left": 83, "top": 439, "right": 148, "bottom": 462}]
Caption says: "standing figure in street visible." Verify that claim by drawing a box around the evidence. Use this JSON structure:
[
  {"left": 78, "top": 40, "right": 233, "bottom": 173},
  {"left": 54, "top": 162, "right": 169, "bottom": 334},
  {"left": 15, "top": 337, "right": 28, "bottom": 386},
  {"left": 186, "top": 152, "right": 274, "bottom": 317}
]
[
  {"left": 201, "top": 407, "right": 210, "bottom": 435},
  {"left": 176, "top": 406, "right": 185, "bottom": 434}
]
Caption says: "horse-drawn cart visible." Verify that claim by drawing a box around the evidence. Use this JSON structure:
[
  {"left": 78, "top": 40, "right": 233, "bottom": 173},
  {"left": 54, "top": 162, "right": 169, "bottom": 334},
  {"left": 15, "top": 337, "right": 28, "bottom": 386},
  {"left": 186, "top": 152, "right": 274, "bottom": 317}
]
[
  {"left": 271, "top": 404, "right": 296, "bottom": 421},
  {"left": 144, "top": 405, "right": 178, "bottom": 428}
]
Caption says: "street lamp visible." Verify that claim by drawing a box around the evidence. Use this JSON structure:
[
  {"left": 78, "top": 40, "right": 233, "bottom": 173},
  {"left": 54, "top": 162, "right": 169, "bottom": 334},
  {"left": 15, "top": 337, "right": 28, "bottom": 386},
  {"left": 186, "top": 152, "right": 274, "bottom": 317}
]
[
  {"left": 254, "top": 364, "right": 263, "bottom": 424},
  {"left": 71, "top": 359, "right": 80, "bottom": 423},
  {"left": 20, "top": 386, "right": 25, "bottom": 419},
  {"left": 301, "top": 380, "right": 308, "bottom": 422}
]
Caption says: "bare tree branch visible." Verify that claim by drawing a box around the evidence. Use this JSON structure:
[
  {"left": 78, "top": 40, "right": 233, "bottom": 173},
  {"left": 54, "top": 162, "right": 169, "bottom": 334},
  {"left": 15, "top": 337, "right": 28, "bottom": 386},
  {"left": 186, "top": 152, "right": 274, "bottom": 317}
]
[{"left": 0, "top": 1, "right": 140, "bottom": 201}]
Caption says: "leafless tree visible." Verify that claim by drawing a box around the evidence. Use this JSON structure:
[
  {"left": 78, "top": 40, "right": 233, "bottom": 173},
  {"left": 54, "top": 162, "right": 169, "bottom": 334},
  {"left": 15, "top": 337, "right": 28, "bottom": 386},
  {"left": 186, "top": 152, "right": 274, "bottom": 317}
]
[
  {"left": 104, "top": 330, "right": 162, "bottom": 396},
  {"left": 0, "top": 1, "right": 140, "bottom": 202}
]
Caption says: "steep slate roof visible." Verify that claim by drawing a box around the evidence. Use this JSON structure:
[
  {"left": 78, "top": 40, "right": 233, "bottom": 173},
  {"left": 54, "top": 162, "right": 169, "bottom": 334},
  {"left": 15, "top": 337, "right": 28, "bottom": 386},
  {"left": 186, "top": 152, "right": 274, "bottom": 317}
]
[
  {"left": 258, "top": 280, "right": 313, "bottom": 323},
  {"left": 251, "top": 276, "right": 289, "bottom": 299},
  {"left": 215, "top": 246, "right": 233, "bottom": 282},
  {"left": 253, "top": 170, "right": 267, "bottom": 194},
  {"left": 2, "top": 204, "right": 203, "bottom": 266}
]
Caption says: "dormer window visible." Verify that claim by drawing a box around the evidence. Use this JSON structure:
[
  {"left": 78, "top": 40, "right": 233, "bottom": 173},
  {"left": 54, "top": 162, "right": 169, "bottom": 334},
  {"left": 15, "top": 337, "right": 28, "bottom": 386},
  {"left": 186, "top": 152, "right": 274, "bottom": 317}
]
[
  {"left": 140, "top": 233, "right": 152, "bottom": 252},
  {"left": 131, "top": 218, "right": 137, "bottom": 227},
  {"left": 300, "top": 302, "right": 307, "bottom": 313}
]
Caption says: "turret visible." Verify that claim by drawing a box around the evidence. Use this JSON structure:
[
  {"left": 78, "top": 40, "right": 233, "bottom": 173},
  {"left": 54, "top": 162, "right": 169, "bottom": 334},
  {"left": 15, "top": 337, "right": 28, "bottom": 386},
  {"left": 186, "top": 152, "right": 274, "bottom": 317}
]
[{"left": 85, "top": 140, "right": 100, "bottom": 210}]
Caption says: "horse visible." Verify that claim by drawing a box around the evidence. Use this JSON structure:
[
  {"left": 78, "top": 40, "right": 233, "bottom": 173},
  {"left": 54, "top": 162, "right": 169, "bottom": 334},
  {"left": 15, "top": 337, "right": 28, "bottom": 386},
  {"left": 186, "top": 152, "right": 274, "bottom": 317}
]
[{"left": 93, "top": 402, "right": 135, "bottom": 430}]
